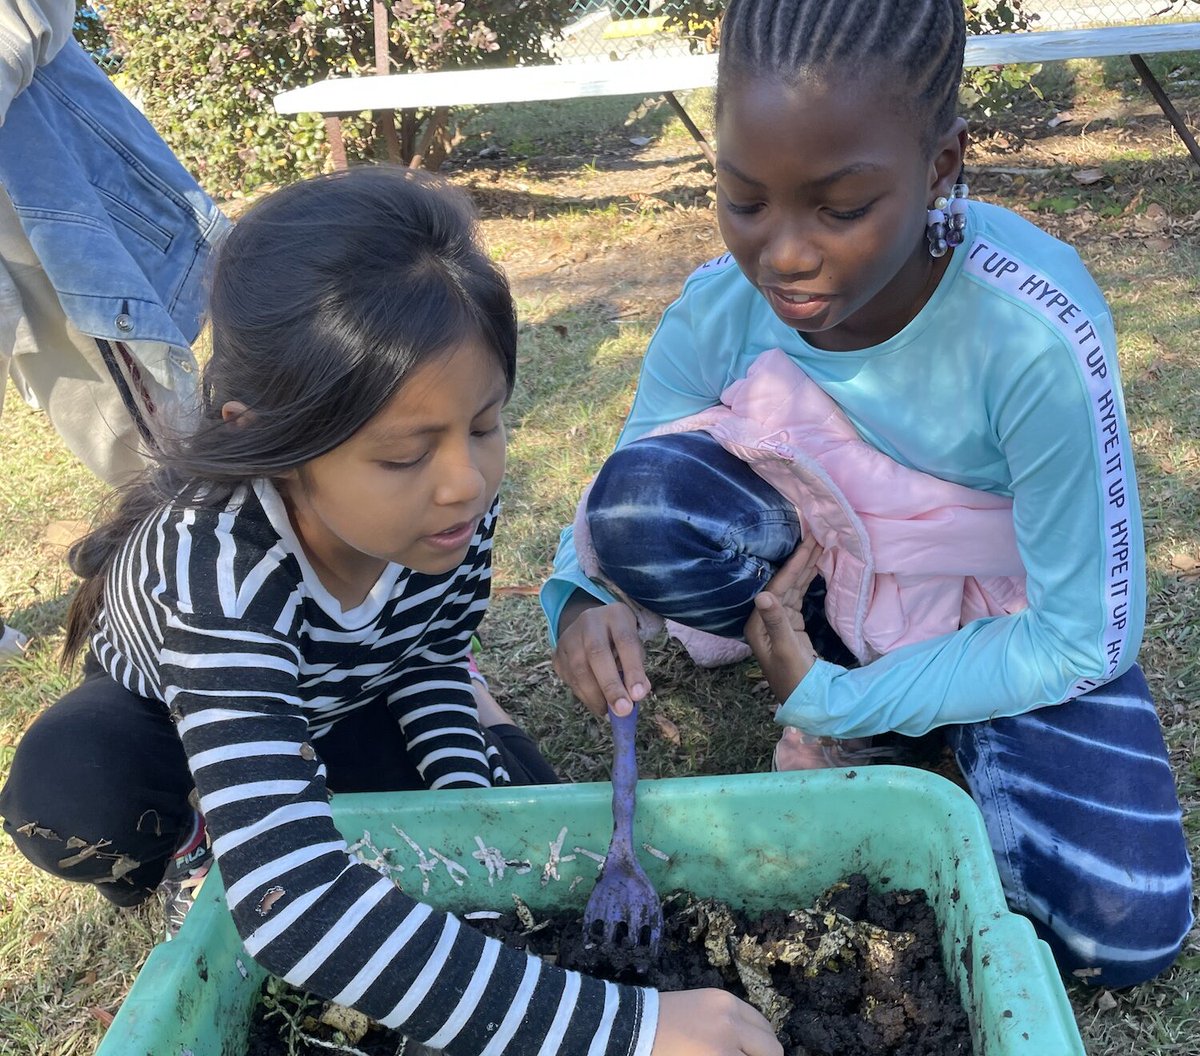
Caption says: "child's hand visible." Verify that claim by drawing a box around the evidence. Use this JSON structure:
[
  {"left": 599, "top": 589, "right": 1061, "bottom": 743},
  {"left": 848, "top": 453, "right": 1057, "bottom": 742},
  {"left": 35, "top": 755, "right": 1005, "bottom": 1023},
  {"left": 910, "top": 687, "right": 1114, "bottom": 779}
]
[
  {"left": 743, "top": 536, "right": 822, "bottom": 702},
  {"left": 653, "top": 989, "right": 783, "bottom": 1056},
  {"left": 554, "top": 597, "right": 650, "bottom": 718},
  {"left": 745, "top": 591, "right": 817, "bottom": 704},
  {"left": 763, "top": 535, "right": 824, "bottom": 633}
]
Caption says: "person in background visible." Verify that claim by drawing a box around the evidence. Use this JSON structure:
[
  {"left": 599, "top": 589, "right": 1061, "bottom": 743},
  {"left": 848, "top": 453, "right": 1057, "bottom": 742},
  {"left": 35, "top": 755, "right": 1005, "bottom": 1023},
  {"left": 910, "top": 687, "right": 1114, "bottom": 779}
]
[
  {"left": 544, "top": 0, "right": 1192, "bottom": 990},
  {"left": 0, "top": 0, "right": 229, "bottom": 662}
]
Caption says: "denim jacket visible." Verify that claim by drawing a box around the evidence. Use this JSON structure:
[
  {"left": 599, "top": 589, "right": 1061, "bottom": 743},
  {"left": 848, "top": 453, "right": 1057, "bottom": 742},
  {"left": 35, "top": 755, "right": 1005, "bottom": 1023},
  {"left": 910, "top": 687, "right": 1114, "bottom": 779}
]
[{"left": 0, "top": 0, "right": 229, "bottom": 391}]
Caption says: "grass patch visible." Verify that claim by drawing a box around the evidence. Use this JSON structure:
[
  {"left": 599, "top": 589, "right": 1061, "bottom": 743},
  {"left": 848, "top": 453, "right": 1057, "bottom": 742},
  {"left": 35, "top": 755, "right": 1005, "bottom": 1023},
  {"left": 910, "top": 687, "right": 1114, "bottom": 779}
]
[{"left": 452, "top": 88, "right": 712, "bottom": 160}]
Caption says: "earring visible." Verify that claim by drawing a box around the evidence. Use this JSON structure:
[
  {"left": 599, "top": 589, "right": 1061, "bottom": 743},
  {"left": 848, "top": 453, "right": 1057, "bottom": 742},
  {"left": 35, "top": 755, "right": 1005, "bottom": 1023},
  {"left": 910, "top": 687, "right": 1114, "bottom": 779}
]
[
  {"left": 926, "top": 199, "right": 949, "bottom": 258},
  {"left": 946, "top": 181, "right": 969, "bottom": 248},
  {"left": 926, "top": 181, "right": 970, "bottom": 258}
]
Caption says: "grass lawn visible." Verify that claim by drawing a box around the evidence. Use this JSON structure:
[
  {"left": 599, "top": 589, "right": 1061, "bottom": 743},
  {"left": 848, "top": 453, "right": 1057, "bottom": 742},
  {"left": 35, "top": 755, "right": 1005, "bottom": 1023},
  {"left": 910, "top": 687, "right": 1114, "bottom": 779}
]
[{"left": 2, "top": 53, "right": 1199, "bottom": 1055}]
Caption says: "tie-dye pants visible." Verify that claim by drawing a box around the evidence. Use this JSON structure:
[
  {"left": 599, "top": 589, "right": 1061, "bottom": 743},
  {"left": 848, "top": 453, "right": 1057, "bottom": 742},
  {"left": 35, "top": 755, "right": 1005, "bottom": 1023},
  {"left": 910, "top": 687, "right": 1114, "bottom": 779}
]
[{"left": 585, "top": 430, "right": 1193, "bottom": 988}]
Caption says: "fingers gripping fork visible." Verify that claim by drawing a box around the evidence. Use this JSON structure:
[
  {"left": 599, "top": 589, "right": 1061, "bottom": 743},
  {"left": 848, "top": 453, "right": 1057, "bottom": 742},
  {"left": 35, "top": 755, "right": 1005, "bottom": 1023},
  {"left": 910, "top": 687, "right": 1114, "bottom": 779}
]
[{"left": 582, "top": 705, "right": 664, "bottom": 957}]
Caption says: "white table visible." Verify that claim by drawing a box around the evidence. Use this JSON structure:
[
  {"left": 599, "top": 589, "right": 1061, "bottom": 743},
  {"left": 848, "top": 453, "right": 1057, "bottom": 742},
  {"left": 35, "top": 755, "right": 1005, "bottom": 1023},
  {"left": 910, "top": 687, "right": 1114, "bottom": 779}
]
[{"left": 274, "top": 23, "right": 1200, "bottom": 169}]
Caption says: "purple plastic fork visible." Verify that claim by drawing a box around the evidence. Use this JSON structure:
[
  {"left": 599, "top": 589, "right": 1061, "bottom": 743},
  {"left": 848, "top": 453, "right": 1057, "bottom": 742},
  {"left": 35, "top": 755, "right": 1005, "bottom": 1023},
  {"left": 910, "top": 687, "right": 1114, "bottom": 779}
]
[{"left": 581, "top": 704, "right": 664, "bottom": 958}]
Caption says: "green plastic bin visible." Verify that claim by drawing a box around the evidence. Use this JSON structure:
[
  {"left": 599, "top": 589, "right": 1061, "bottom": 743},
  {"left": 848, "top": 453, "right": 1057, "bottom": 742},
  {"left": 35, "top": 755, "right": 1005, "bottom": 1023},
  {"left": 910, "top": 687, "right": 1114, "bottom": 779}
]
[{"left": 96, "top": 767, "right": 1085, "bottom": 1055}]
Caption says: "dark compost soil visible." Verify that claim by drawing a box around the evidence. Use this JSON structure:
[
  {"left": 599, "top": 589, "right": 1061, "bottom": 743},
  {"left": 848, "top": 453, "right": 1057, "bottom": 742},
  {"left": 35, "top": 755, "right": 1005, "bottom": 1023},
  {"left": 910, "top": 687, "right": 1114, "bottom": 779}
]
[{"left": 246, "top": 873, "right": 971, "bottom": 1056}]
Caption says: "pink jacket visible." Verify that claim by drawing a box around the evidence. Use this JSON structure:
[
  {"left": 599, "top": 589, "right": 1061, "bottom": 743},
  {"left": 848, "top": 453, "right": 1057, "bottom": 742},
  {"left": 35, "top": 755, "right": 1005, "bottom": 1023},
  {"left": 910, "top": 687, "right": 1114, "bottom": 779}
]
[{"left": 574, "top": 347, "right": 1028, "bottom": 667}]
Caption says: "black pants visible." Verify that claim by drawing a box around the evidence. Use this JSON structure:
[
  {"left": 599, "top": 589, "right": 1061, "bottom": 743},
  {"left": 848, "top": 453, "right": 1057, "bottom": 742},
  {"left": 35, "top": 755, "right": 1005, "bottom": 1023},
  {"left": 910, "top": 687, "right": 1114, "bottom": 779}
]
[{"left": 0, "top": 659, "right": 557, "bottom": 907}]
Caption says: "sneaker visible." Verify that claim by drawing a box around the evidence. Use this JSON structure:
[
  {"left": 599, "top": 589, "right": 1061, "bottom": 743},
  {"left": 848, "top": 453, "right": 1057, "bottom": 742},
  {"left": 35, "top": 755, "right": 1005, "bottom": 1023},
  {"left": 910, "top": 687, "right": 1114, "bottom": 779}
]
[
  {"left": 161, "top": 810, "right": 213, "bottom": 939},
  {"left": 771, "top": 723, "right": 897, "bottom": 772},
  {"left": 0, "top": 624, "right": 30, "bottom": 667}
]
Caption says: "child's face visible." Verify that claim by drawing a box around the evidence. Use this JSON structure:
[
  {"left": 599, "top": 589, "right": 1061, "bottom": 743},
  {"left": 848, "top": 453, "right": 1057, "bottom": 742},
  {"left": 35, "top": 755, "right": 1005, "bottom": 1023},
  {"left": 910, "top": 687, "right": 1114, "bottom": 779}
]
[
  {"left": 715, "top": 74, "right": 963, "bottom": 351},
  {"left": 282, "top": 335, "right": 508, "bottom": 599}
]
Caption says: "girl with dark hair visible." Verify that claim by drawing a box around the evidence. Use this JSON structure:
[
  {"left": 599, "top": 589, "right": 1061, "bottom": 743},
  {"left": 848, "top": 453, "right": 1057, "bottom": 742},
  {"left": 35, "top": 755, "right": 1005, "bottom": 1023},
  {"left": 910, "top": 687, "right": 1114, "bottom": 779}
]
[
  {"left": 0, "top": 168, "right": 781, "bottom": 1056},
  {"left": 545, "top": 0, "right": 1192, "bottom": 990}
]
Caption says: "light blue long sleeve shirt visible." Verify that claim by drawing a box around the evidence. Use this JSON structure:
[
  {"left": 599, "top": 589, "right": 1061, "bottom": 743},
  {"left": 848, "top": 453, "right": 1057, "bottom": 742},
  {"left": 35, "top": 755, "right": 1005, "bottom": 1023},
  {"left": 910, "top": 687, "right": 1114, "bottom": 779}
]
[{"left": 541, "top": 202, "right": 1144, "bottom": 738}]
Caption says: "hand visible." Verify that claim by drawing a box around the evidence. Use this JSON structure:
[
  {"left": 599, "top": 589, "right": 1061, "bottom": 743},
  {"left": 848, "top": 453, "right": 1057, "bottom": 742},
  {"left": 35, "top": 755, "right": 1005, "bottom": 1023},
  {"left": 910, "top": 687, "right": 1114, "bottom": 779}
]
[
  {"left": 652, "top": 989, "right": 783, "bottom": 1056},
  {"left": 554, "top": 595, "right": 650, "bottom": 718},
  {"left": 743, "top": 538, "right": 822, "bottom": 703},
  {"left": 762, "top": 535, "right": 824, "bottom": 634}
]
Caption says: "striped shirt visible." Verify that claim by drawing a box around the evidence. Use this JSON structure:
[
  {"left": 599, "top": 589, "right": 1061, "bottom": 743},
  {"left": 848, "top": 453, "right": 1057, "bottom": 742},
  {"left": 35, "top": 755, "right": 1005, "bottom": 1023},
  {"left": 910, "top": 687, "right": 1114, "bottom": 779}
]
[{"left": 92, "top": 478, "right": 657, "bottom": 1056}]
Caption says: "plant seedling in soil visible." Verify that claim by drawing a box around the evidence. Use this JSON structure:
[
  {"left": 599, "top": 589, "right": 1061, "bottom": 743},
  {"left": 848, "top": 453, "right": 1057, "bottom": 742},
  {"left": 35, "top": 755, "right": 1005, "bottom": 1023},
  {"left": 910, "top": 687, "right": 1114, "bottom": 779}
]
[{"left": 246, "top": 873, "right": 970, "bottom": 1056}]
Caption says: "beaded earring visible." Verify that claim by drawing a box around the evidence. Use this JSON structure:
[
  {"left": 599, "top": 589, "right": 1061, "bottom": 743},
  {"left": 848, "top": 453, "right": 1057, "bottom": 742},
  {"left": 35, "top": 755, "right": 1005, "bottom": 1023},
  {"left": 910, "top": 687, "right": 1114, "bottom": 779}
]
[{"left": 926, "top": 181, "right": 969, "bottom": 258}]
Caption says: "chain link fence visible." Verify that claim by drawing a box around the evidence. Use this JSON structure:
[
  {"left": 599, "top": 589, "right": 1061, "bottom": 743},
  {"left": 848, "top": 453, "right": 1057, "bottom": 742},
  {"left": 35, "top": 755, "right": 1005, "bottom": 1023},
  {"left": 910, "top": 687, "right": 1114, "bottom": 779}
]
[
  {"left": 552, "top": 1, "right": 1200, "bottom": 63},
  {"left": 1035, "top": 0, "right": 1196, "bottom": 28},
  {"left": 553, "top": 1, "right": 693, "bottom": 62},
  {"left": 74, "top": 1, "right": 122, "bottom": 72}
]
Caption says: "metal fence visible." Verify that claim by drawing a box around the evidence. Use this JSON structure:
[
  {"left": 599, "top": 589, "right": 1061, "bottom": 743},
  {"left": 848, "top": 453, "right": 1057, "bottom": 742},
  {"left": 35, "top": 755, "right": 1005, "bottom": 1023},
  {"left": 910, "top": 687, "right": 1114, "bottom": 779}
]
[
  {"left": 554, "top": 1, "right": 693, "bottom": 62},
  {"left": 1034, "top": 1, "right": 1196, "bottom": 29},
  {"left": 553, "top": 1, "right": 1200, "bottom": 64},
  {"left": 76, "top": 1, "right": 1200, "bottom": 74}
]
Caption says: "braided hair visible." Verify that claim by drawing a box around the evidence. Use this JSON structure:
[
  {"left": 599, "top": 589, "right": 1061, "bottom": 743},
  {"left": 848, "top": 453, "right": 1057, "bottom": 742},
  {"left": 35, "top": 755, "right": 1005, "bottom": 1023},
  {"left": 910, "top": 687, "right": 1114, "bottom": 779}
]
[{"left": 717, "top": 0, "right": 966, "bottom": 142}]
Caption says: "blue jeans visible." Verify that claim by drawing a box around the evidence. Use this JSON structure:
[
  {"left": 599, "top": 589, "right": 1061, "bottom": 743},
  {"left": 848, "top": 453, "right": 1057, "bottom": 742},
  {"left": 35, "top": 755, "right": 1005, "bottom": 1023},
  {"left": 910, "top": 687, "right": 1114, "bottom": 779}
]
[{"left": 586, "top": 430, "right": 1193, "bottom": 987}]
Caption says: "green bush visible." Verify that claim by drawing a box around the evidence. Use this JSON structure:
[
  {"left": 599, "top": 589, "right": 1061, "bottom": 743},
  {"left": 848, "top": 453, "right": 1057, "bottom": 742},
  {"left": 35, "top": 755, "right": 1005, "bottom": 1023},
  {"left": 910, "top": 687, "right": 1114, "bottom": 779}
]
[
  {"left": 959, "top": 0, "right": 1041, "bottom": 119},
  {"left": 99, "top": 1, "right": 567, "bottom": 198},
  {"left": 660, "top": 0, "right": 1042, "bottom": 120}
]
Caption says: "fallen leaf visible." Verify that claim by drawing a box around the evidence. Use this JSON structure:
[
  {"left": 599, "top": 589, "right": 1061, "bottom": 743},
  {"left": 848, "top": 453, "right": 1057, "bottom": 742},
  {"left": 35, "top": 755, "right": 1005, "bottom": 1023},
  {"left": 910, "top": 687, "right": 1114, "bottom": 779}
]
[
  {"left": 109, "top": 854, "right": 142, "bottom": 881},
  {"left": 1170, "top": 553, "right": 1200, "bottom": 575},
  {"left": 628, "top": 135, "right": 652, "bottom": 147},
  {"left": 57, "top": 848, "right": 97, "bottom": 868},
  {"left": 1144, "top": 236, "right": 1174, "bottom": 253},
  {"left": 42, "top": 520, "right": 91, "bottom": 548},
  {"left": 16, "top": 822, "right": 60, "bottom": 841},
  {"left": 653, "top": 713, "right": 681, "bottom": 745},
  {"left": 1071, "top": 168, "right": 1104, "bottom": 185},
  {"left": 88, "top": 1006, "right": 115, "bottom": 1027},
  {"left": 1095, "top": 990, "right": 1118, "bottom": 1012},
  {"left": 58, "top": 839, "right": 111, "bottom": 869},
  {"left": 80, "top": 970, "right": 98, "bottom": 986},
  {"left": 1144, "top": 202, "right": 1170, "bottom": 223}
]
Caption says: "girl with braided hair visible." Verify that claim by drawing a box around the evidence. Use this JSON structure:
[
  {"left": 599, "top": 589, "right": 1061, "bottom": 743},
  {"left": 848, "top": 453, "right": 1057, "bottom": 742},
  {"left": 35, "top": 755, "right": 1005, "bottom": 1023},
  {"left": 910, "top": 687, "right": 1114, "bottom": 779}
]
[{"left": 545, "top": 0, "right": 1192, "bottom": 989}]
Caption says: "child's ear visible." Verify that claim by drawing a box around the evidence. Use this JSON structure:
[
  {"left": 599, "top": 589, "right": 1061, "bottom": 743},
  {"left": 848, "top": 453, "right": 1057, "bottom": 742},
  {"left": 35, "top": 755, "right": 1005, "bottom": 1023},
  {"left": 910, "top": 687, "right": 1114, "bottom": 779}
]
[
  {"left": 928, "top": 117, "right": 969, "bottom": 202},
  {"left": 221, "top": 400, "right": 254, "bottom": 426}
]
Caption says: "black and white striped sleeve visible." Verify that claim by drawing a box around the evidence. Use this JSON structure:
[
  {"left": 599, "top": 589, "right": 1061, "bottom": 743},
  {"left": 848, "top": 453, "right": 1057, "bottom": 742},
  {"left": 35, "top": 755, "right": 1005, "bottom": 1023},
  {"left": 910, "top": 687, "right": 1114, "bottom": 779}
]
[
  {"left": 135, "top": 499, "right": 655, "bottom": 1056},
  {"left": 386, "top": 653, "right": 493, "bottom": 788},
  {"left": 162, "top": 608, "right": 657, "bottom": 1056},
  {"left": 383, "top": 498, "right": 503, "bottom": 788}
]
